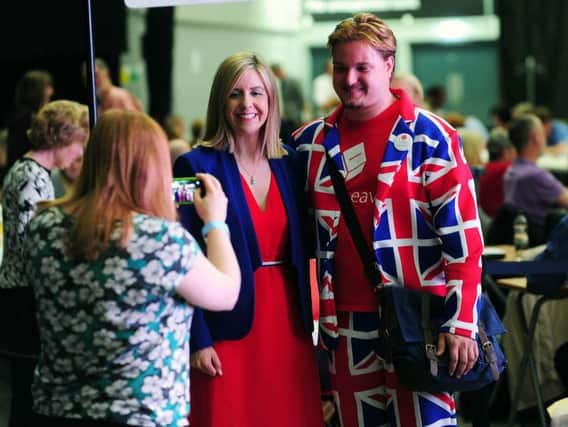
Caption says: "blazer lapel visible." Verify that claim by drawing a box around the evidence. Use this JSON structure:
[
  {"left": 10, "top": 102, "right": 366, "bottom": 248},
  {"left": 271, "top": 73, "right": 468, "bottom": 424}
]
[
  {"left": 223, "top": 152, "right": 262, "bottom": 269},
  {"left": 270, "top": 156, "right": 301, "bottom": 256},
  {"left": 374, "top": 116, "right": 414, "bottom": 206}
]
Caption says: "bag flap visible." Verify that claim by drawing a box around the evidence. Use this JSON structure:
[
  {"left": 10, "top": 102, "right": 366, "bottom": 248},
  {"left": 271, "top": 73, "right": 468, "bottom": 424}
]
[
  {"left": 385, "top": 286, "right": 445, "bottom": 343},
  {"left": 477, "top": 294, "right": 506, "bottom": 335},
  {"left": 384, "top": 287, "right": 505, "bottom": 342}
]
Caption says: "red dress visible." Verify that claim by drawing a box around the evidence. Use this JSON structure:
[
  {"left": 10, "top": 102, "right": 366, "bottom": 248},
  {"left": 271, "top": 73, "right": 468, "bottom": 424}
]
[{"left": 190, "top": 173, "right": 323, "bottom": 427}]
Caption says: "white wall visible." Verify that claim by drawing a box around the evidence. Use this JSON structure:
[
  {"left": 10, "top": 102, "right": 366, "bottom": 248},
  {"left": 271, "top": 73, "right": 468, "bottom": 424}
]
[
  {"left": 124, "top": 0, "right": 310, "bottom": 124},
  {"left": 171, "top": 1, "right": 310, "bottom": 124}
]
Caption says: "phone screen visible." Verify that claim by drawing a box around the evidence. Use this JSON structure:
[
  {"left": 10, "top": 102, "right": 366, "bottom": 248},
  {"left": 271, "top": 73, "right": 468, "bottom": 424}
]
[{"left": 172, "top": 177, "right": 201, "bottom": 205}]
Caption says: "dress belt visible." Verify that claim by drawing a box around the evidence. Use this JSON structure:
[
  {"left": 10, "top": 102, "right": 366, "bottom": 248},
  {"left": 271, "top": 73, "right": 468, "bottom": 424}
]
[{"left": 261, "top": 260, "right": 287, "bottom": 267}]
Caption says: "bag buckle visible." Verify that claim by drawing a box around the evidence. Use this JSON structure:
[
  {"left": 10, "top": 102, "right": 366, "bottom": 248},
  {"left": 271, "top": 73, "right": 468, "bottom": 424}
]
[{"left": 479, "top": 323, "right": 500, "bottom": 381}]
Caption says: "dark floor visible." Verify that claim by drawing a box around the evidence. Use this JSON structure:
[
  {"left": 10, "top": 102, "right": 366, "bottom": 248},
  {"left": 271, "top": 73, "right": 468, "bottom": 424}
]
[{"left": 0, "top": 361, "right": 546, "bottom": 427}]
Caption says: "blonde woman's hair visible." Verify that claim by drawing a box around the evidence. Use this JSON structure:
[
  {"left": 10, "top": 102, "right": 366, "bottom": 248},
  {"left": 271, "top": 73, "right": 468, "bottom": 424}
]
[
  {"left": 327, "top": 12, "right": 397, "bottom": 61},
  {"left": 48, "top": 109, "right": 176, "bottom": 260},
  {"left": 28, "top": 100, "right": 89, "bottom": 150},
  {"left": 200, "top": 52, "right": 285, "bottom": 158},
  {"left": 458, "top": 128, "right": 486, "bottom": 167}
]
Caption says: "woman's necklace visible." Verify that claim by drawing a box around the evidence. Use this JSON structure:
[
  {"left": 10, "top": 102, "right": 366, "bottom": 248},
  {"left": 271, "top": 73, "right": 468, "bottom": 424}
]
[
  {"left": 240, "top": 163, "right": 258, "bottom": 186},
  {"left": 236, "top": 156, "right": 262, "bottom": 186}
]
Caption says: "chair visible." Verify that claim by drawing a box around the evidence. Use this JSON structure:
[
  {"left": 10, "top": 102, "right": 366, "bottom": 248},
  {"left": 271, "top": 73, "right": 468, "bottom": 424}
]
[{"left": 485, "top": 203, "right": 545, "bottom": 247}]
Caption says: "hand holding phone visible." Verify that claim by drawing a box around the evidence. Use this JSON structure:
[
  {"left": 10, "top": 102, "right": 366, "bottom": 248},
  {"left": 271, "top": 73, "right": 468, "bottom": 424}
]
[
  {"left": 172, "top": 177, "right": 202, "bottom": 205},
  {"left": 192, "top": 173, "right": 228, "bottom": 224}
]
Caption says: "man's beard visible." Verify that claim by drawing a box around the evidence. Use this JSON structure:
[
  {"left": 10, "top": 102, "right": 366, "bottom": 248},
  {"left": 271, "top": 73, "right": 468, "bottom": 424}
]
[{"left": 343, "top": 101, "right": 363, "bottom": 110}]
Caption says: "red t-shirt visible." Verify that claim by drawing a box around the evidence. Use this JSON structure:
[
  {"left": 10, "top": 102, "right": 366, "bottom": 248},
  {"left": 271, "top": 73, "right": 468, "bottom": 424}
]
[
  {"left": 333, "top": 100, "right": 400, "bottom": 312},
  {"left": 478, "top": 160, "right": 511, "bottom": 218}
]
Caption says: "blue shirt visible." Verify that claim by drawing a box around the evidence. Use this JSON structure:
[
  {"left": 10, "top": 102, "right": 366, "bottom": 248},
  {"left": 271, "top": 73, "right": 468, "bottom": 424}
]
[
  {"left": 527, "top": 215, "right": 568, "bottom": 294},
  {"left": 548, "top": 120, "right": 568, "bottom": 147}
]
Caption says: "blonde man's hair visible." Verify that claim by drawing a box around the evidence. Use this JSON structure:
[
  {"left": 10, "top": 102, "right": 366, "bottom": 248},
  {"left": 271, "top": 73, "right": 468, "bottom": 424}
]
[
  {"left": 46, "top": 109, "right": 176, "bottom": 260},
  {"left": 28, "top": 100, "right": 89, "bottom": 150},
  {"left": 200, "top": 52, "right": 285, "bottom": 158},
  {"left": 327, "top": 12, "right": 397, "bottom": 61}
]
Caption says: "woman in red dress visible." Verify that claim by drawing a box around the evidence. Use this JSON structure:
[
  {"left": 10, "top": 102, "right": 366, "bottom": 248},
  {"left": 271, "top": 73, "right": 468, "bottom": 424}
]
[{"left": 174, "top": 52, "right": 323, "bottom": 426}]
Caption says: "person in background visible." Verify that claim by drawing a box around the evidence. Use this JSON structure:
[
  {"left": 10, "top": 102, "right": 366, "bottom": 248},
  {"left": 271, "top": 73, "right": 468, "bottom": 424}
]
[
  {"left": 522, "top": 214, "right": 568, "bottom": 396},
  {"left": 533, "top": 105, "right": 568, "bottom": 156},
  {"left": 2, "top": 70, "right": 54, "bottom": 183},
  {"left": 504, "top": 114, "right": 568, "bottom": 243},
  {"left": 164, "top": 114, "right": 191, "bottom": 167},
  {"left": 459, "top": 127, "right": 488, "bottom": 169},
  {"left": 189, "top": 118, "right": 204, "bottom": 148},
  {"left": 526, "top": 214, "right": 568, "bottom": 293},
  {"left": 390, "top": 71, "right": 424, "bottom": 106},
  {"left": 0, "top": 100, "right": 89, "bottom": 427},
  {"left": 489, "top": 103, "right": 512, "bottom": 130},
  {"left": 479, "top": 128, "right": 516, "bottom": 218},
  {"left": 312, "top": 58, "right": 340, "bottom": 117},
  {"left": 174, "top": 52, "right": 323, "bottom": 427},
  {"left": 271, "top": 63, "right": 306, "bottom": 131},
  {"left": 271, "top": 63, "right": 306, "bottom": 145},
  {"left": 27, "top": 109, "right": 240, "bottom": 426},
  {"left": 85, "top": 58, "right": 143, "bottom": 114},
  {"left": 51, "top": 154, "right": 84, "bottom": 198},
  {"left": 294, "top": 12, "right": 483, "bottom": 426},
  {"left": 512, "top": 102, "right": 568, "bottom": 156},
  {"left": 446, "top": 111, "right": 489, "bottom": 144},
  {"left": 424, "top": 84, "right": 447, "bottom": 116}
]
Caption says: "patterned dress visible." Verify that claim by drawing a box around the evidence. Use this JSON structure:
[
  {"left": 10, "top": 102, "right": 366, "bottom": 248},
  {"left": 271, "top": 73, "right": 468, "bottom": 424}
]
[
  {"left": 0, "top": 157, "right": 53, "bottom": 356},
  {"left": 26, "top": 207, "right": 200, "bottom": 426},
  {"left": 0, "top": 158, "right": 54, "bottom": 289}
]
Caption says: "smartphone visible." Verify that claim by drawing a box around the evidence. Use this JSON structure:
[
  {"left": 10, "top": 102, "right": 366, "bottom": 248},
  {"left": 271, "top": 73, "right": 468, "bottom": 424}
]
[{"left": 172, "top": 177, "right": 202, "bottom": 205}]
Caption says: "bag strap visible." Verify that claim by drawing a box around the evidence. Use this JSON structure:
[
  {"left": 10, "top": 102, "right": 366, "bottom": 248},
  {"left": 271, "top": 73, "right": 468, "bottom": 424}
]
[
  {"left": 478, "top": 321, "right": 500, "bottom": 380},
  {"left": 421, "top": 293, "right": 439, "bottom": 376},
  {"left": 325, "top": 152, "right": 383, "bottom": 292}
]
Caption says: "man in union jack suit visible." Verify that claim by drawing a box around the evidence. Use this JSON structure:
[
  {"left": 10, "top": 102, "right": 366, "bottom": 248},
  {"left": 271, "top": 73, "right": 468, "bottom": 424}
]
[{"left": 294, "top": 12, "right": 484, "bottom": 427}]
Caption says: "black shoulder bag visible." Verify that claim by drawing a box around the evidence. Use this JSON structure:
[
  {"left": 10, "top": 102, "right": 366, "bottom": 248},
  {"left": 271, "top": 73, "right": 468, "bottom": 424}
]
[{"left": 325, "top": 152, "right": 506, "bottom": 393}]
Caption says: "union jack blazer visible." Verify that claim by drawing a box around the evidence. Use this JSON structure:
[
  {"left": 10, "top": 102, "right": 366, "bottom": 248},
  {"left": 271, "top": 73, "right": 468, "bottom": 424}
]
[{"left": 294, "top": 89, "right": 484, "bottom": 349}]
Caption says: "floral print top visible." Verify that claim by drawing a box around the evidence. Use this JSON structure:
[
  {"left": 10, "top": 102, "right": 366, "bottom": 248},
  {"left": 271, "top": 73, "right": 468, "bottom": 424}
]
[
  {"left": 0, "top": 158, "right": 54, "bottom": 289},
  {"left": 26, "top": 207, "right": 200, "bottom": 426}
]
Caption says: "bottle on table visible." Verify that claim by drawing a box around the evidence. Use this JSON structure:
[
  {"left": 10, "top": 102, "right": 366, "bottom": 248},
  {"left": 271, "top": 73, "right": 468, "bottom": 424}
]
[{"left": 513, "top": 213, "right": 529, "bottom": 252}]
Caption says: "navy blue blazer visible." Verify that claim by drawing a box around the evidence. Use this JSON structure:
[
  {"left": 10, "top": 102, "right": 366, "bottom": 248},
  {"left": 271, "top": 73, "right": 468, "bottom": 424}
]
[{"left": 173, "top": 146, "right": 313, "bottom": 352}]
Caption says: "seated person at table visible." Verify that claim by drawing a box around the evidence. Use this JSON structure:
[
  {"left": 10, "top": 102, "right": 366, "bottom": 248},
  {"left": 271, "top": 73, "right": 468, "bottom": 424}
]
[
  {"left": 526, "top": 214, "right": 568, "bottom": 294},
  {"left": 479, "top": 128, "right": 516, "bottom": 219},
  {"left": 533, "top": 105, "right": 568, "bottom": 156},
  {"left": 525, "top": 214, "right": 568, "bottom": 398},
  {"left": 504, "top": 114, "right": 568, "bottom": 243}
]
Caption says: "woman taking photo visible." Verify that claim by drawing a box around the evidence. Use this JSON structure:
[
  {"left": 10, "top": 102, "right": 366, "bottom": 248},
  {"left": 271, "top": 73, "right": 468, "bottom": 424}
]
[
  {"left": 174, "top": 52, "right": 323, "bottom": 426},
  {"left": 26, "top": 109, "right": 240, "bottom": 426}
]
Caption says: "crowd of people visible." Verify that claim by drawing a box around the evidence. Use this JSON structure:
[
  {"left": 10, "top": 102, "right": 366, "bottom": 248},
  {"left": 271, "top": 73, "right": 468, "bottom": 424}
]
[{"left": 1, "top": 9, "right": 568, "bottom": 427}]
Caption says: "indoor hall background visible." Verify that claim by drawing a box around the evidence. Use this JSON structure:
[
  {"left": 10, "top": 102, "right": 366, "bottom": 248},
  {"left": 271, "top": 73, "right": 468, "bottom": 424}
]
[{"left": 0, "top": 0, "right": 568, "bottom": 425}]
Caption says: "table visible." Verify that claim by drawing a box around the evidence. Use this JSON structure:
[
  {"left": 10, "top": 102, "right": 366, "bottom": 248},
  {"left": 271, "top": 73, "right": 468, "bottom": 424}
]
[
  {"left": 537, "top": 155, "right": 568, "bottom": 185},
  {"left": 483, "top": 249, "right": 568, "bottom": 427}
]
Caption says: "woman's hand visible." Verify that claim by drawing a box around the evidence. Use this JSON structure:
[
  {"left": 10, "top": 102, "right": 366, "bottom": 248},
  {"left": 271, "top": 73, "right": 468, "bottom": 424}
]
[
  {"left": 193, "top": 173, "right": 228, "bottom": 225},
  {"left": 191, "top": 346, "right": 223, "bottom": 376}
]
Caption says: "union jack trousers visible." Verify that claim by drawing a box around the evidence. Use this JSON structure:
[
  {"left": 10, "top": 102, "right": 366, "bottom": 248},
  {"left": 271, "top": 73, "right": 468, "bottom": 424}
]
[{"left": 330, "top": 311, "right": 457, "bottom": 427}]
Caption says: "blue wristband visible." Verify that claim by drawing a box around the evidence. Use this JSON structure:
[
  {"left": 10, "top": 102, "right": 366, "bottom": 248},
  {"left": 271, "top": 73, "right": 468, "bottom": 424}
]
[{"left": 201, "top": 221, "right": 230, "bottom": 240}]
